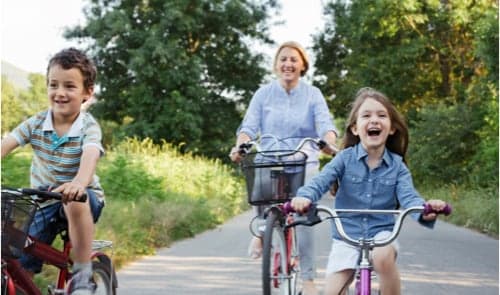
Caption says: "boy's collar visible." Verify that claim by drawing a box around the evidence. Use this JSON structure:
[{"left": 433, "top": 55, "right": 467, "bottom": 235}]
[{"left": 42, "top": 109, "right": 84, "bottom": 137}]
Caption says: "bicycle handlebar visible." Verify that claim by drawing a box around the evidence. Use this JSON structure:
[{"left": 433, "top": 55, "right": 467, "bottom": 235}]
[
  {"left": 283, "top": 202, "right": 452, "bottom": 248},
  {"left": 238, "top": 135, "right": 339, "bottom": 156},
  {"left": 1, "top": 187, "right": 87, "bottom": 203}
]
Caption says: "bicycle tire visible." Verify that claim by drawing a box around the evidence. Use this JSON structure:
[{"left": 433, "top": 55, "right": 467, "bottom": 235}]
[
  {"left": 92, "top": 261, "right": 116, "bottom": 295},
  {"left": 262, "top": 209, "right": 296, "bottom": 295}
]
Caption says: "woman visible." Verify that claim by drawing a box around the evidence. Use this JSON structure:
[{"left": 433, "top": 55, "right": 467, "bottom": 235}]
[{"left": 230, "top": 41, "right": 337, "bottom": 295}]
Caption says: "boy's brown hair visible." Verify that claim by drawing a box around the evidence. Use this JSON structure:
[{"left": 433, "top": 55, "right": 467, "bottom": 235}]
[{"left": 46, "top": 47, "right": 97, "bottom": 92}]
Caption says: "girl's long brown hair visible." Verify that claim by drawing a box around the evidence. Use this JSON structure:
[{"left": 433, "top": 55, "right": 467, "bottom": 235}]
[
  {"left": 343, "top": 87, "right": 409, "bottom": 162},
  {"left": 330, "top": 88, "right": 409, "bottom": 196}
]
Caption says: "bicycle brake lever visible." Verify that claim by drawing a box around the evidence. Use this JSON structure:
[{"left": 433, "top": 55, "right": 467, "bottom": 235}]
[
  {"left": 286, "top": 204, "right": 322, "bottom": 228},
  {"left": 305, "top": 205, "right": 322, "bottom": 226}
]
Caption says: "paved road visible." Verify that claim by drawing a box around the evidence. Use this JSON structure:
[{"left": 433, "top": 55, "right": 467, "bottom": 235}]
[{"left": 116, "top": 206, "right": 498, "bottom": 294}]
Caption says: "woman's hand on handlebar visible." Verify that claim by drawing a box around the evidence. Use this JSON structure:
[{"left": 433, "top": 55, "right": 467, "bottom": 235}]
[
  {"left": 51, "top": 181, "right": 87, "bottom": 204},
  {"left": 319, "top": 141, "right": 338, "bottom": 156},
  {"left": 421, "top": 199, "right": 448, "bottom": 221},
  {"left": 291, "top": 196, "right": 312, "bottom": 214},
  {"left": 229, "top": 146, "right": 242, "bottom": 163},
  {"left": 320, "top": 131, "right": 339, "bottom": 156}
]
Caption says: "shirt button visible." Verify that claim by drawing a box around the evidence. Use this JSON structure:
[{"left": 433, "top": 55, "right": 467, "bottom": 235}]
[
  {"left": 363, "top": 217, "right": 368, "bottom": 222},
  {"left": 366, "top": 194, "right": 371, "bottom": 198},
  {"left": 368, "top": 179, "right": 372, "bottom": 182}
]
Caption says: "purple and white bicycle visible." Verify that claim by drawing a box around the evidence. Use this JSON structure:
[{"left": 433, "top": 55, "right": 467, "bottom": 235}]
[{"left": 287, "top": 203, "right": 452, "bottom": 295}]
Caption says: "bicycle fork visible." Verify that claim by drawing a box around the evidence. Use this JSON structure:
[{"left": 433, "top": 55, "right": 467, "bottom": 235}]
[{"left": 356, "top": 247, "right": 372, "bottom": 295}]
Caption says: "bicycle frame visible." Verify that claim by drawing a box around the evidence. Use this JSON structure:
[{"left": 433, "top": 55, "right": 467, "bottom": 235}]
[
  {"left": 2, "top": 222, "right": 112, "bottom": 295},
  {"left": 1, "top": 187, "right": 117, "bottom": 295},
  {"left": 262, "top": 205, "right": 299, "bottom": 295},
  {"left": 240, "top": 135, "right": 337, "bottom": 295}
]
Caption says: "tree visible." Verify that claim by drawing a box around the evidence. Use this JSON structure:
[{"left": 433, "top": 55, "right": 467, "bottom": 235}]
[
  {"left": 313, "top": 0, "right": 498, "bottom": 185},
  {"left": 1, "top": 73, "right": 47, "bottom": 135},
  {"left": 1, "top": 77, "right": 25, "bottom": 135},
  {"left": 313, "top": 0, "right": 497, "bottom": 116},
  {"left": 65, "top": 0, "right": 278, "bottom": 158},
  {"left": 19, "top": 73, "right": 48, "bottom": 115}
]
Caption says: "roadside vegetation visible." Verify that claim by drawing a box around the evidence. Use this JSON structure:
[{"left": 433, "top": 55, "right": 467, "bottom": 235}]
[
  {"left": 1, "top": 137, "right": 497, "bottom": 288},
  {"left": 1, "top": 138, "right": 247, "bottom": 268}
]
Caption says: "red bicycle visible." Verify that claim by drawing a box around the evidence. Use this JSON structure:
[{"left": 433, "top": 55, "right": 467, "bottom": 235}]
[
  {"left": 1, "top": 187, "right": 117, "bottom": 295},
  {"left": 239, "top": 135, "right": 337, "bottom": 295}
]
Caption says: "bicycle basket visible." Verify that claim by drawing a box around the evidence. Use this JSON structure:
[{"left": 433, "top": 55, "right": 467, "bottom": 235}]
[
  {"left": 1, "top": 191, "right": 37, "bottom": 258},
  {"left": 241, "top": 150, "right": 308, "bottom": 205}
]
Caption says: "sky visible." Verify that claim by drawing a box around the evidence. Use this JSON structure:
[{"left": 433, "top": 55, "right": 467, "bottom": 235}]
[{"left": 1, "top": 0, "right": 326, "bottom": 74}]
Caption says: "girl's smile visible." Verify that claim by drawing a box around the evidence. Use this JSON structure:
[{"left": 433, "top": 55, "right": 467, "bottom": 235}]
[{"left": 351, "top": 97, "right": 395, "bottom": 153}]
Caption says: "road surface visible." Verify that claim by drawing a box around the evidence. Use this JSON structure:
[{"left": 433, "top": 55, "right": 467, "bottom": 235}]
[{"left": 116, "top": 206, "right": 498, "bottom": 294}]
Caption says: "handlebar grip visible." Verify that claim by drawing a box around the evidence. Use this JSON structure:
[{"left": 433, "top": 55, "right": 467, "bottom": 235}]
[
  {"left": 21, "top": 188, "right": 87, "bottom": 203},
  {"left": 423, "top": 203, "right": 452, "bottom": 216},
  {"left": 317, "top": 139, "right": 326, "bottom": 149},
  {"left": 283, "top": 201, "right": 295, "bottom": 214},
  {"left": 238, "top": 142, "right": 253, "bottom": 155}
]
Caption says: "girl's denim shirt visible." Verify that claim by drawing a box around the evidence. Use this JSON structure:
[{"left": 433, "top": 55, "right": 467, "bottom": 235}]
[{"left": 296, "top": 143, "right": 435, "bottom": 240}]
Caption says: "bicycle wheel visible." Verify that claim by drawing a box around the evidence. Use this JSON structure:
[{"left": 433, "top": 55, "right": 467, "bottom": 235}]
[
  {"left": 262, "top": 209, "right": 296, "bottom": 295},
  {"left": 92, "top": 261, "right": 116, "bottom": 295}
]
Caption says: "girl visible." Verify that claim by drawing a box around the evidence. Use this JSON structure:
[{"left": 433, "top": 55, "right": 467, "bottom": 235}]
[{"left": 291, "top": 87, "right": 447, "bottom": 295}]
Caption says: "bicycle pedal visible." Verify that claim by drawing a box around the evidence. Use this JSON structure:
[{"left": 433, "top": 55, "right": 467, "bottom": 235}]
[{"left": 48, "top": 284, "right": 65, "bottom": 295}]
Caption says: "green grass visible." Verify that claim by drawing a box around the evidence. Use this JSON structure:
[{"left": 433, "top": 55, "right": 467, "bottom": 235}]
[
  {"left": 1, "top": 138, "right": 248, "bottom": 288},
  {"left": 420, "top": 184, "right": 498, "bottom": 236}
]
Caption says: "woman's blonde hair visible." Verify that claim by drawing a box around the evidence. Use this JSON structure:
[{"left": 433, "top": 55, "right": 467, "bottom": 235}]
[{"left": 273, "top": 41, "right": 309, "bottom": 77}]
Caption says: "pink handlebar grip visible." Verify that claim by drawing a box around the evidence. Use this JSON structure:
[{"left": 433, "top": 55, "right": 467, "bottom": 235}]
[
  {"left": 282, "top": 201, "right": 295, "bottom": 214},
  {"left": 423, "top": 203, "right": 452, "bottom": 216}
]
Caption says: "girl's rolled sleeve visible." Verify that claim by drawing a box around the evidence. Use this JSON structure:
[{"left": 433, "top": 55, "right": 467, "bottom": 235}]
[
  {"left": 396, "top": 163, "right": 435, "bottom": 228},
  {"left": 297, "top": 154, "right": 343, "bottom": 202}
]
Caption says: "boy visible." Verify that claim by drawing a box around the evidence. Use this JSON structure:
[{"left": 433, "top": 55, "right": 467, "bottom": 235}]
[{"left": 1, "top": 47, "right": 105, "bottom": 295}]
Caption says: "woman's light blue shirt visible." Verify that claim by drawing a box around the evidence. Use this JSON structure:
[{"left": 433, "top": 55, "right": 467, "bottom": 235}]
[
  {"left": 239, "top": 79, "right": 336, "bottom": 163},
  {"left": 296, "top": 143, "right": 434, "bottom": 240}
]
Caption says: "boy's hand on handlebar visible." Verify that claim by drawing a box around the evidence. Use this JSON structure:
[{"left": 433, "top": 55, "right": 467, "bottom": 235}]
[
  {"left": 291, "top": 196, "right": 312, "bottom": 214},
  {"left": 52, "top": 181, "right": 86, "bottom": 204},
  {"left": 421, "top": 199, "right": 447, "bottom": 221}
]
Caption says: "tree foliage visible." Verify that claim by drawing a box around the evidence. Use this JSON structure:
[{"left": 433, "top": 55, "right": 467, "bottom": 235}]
[
  {"left": 313, "top": 0, "right": 497, "bottom": 115},
  {"left": 1, "top": 77, "right": 24, "bottom": 135},
  {"left": 1, "top": 74, "right": 47, "bottom": 135},
  {"left": 313, "top": 0, "right": 498, "bottom": 186},
  {"left": 65, "top": 0, "right": 278, "bottom": 158}
]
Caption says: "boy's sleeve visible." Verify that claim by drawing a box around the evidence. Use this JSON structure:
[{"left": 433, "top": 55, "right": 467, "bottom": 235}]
[
  {"left": 82, "top": 116, "right": 104, "bottom": 156},
  {"left": 10, "top": 116, "right": 36, "bottom": 146}
]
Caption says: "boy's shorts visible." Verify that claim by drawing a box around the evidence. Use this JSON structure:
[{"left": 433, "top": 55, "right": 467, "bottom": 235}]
[
  {"left": 325, "top": 231, "right": 400, "bottom": 275},
  {"left": 20, "top": 189, "right": 104, "bottom": 273}
]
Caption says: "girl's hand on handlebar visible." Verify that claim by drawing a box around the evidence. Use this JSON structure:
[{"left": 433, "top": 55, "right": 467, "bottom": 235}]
[
  {"left": 291, "top": 196, "right": 312, "bottom": 214},
  {"left": 52, "top": 181, "right": 87, "bottom": 204},
  {"left": 421, "top": 199, "right": 448, "bottom": 221}
]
